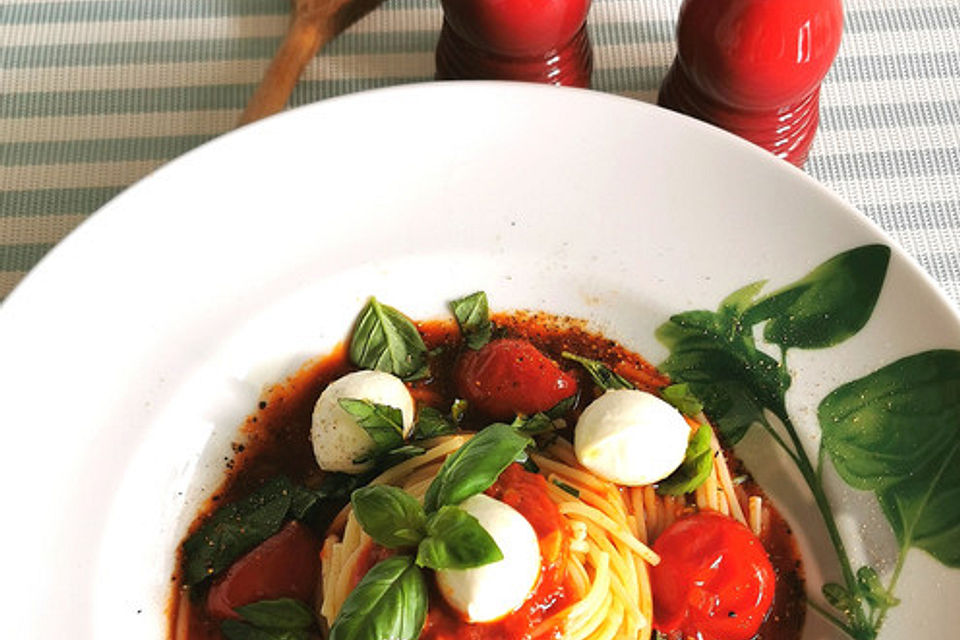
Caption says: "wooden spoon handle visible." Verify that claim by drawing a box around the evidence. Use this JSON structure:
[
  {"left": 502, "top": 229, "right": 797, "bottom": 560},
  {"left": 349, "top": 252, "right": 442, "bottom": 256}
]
[
  {"left": 239, "top": 17, "right": 331, "bottom": 126},
  {"left": 238, "top": 0, "right": 389, "bottom": 127}
]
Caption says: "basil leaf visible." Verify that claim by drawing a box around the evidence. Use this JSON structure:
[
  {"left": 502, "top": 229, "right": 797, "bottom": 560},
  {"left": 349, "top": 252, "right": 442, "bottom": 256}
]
[
  {"left": 287, "top": 483, "right": 323, "bottom": 520},
  {"left": 511, "top": 412, "right": 555, "bottom": 435},
  {"left": 661, "top": 383, "right": 704, "bottom": 416},
  {"left": 656, "top": 283, "right": 791, "bottom": 444},
  {"left": 349, "top": 297, "right": 428, "bottom": 380},
  {"left": 315, "top": 472, "right": 366, "bottom": 501},
  {"left": 450, "top": 291, "right": 492, "bottom": 350},
  {"left": 416, "top": 505, "right": 503, "bottom": 570},
  {"left": 561, "top": 352, "right": 633, "bottom": 390},
  {"left": 424, "top": 423, "right": 533, "bottom": 512},
  {"left": 748, "top": 244, "right": 890, "bottom": 350},
  {"left": 657, "top": 424, "right": 714, "bottom": 496},
  {"left": 221, "top": 620, "right": 309, "bottom": 640},
  {"left": 328, "top": 556, "right": 428, "bottom": 640},
  {"left": 338, "top": 398, "right": 406, "bottom": 462},
  {"left": 411, "top": 406, "right": 457, "bottom": 440},
  {"left": 312, "top": 455, "right": 422, "bottom": 519},
  {"left": 351, "top": 486, "right": 427, "bottom": 549},
  {"left": 233, "top": 598, "right": 315, "bottom": 630},
  {"left": 182, "top": 476, "right": 296, "bottom": 586},
  {"left": 819, "top": 349, "right": 960, "bottom": 567}
]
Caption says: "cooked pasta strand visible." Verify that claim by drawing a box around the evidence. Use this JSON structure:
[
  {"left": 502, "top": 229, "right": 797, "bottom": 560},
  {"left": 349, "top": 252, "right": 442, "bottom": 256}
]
[
  {"left": 750, "top": 495, "right": 764, "bottom": 536},
  {"left": 559, "top": 501, "right": 660, "bottom": 566},
  {"left": 174, "top": 588, "right": 190, "bottom": 640},
  {"left": 704, "top": 423, "right": 747, "bottom": 525},
  {"left": 314, "top": 428, "right": 764, "bottom": 639}
]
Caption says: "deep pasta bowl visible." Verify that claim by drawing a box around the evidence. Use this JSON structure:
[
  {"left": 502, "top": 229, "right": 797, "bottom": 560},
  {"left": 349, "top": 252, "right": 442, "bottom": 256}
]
[{"left": 0, "top": 82, "right": 957, "bottom": 639}]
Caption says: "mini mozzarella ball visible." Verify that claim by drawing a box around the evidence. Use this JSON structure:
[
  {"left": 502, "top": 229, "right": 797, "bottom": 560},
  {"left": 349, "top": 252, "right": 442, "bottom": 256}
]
[
  {"left": 574, "top": 389, "right": 690, "bottom": 486},
  {"left": 310, "top": 370, "right": 414, "bottom": 474},
  {"left": 436, "top": 494, "right": 541, "bottom": 623}
]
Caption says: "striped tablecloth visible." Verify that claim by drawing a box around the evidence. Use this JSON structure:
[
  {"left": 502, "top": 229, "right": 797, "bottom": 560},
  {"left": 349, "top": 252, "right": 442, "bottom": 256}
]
[{"left": 2, "top": 0, "right": 959, "bottom": 304}]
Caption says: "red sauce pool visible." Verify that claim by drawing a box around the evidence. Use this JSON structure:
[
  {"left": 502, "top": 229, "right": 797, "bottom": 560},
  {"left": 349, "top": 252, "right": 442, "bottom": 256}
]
[{"left": 169, "top": 312, "right": 804, "bottom": 640}]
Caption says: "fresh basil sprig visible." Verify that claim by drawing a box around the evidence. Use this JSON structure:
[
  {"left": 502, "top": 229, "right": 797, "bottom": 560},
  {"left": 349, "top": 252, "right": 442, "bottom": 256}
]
[
  {"left": 329, "top": 556, "right": 428, "bottom": 640},
  {"left": 424, "top": 423, "right": 533, "bottom": 512},
  {"left": 351, "top": 485, "right": 502, "bottom": 570},
  {"left": 351, "top": 486, "right": 427, "bottom": 549},
  {"left": 449, "top": 291, "right": 492, "bottom": 350},
  {"left": 417, "top": 505, "right": 503, "bottom": 570},
  {"left": 350, "top": 297, "right": 428, "bottom": 380},
  {"left": 656, "top": 424, "right": 714, "bottom": 496},
  {"left": 332, "top": 423, "right": 534, "bottom": 639},
  {"left": 350, "top": 423, "right": 531, "bottom": 567},
  {"left": 561, "top": 351, "right": 634, "bottom": 390},
  {"left": 221, "top": 598, "right": 315, "bottom": 640}
]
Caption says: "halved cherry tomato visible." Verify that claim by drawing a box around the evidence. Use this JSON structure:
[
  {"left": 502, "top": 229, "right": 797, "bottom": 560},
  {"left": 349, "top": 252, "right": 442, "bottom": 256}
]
[
  {"left": 454, "top": 338, "right": 577, "bottom": 420},
  {"left": 651, "top": 511, "right": 775, "bottom": 640},
  {"left": 205, "top": 521, "right": 321, "bottom": 619}
]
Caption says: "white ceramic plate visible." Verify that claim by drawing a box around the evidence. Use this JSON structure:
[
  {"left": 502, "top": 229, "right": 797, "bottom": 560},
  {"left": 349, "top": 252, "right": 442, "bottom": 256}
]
[{"left": 1, "top": 82, "right": 958, "bottom": 639}]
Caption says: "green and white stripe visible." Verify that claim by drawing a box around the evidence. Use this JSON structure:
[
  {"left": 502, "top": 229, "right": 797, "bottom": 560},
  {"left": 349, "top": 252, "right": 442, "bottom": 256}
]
[{"left": 1, "top": 0, "right": 958, "bottom": 301}]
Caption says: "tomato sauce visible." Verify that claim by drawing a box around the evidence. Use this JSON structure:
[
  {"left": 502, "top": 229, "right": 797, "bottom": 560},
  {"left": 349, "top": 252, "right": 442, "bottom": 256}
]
[
  {"left": 169, "top": 312, "right": 804, "bottom": 640},
  {"left": 745, "top": 482, "right": 807, "bottom": 640},
  {"left": 417, "top": 463, "right": 571, "bottom": 640}
]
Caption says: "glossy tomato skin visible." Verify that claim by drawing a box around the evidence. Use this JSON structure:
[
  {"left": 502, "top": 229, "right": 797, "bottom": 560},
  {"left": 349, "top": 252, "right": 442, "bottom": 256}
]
[
  {"left": 454, "top": 338, "right": 577, "bottom": 420},
  {"left": 651, "top": 512, "right": 775, "bottom": 640},
  {"left": 205, "top": 521, "right": 321, "bottom": 619}
]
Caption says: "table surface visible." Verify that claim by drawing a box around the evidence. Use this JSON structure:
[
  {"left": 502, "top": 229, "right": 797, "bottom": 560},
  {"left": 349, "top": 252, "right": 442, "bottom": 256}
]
[{"left": 1, "top": 0, "right": 958, "bottom": 306}]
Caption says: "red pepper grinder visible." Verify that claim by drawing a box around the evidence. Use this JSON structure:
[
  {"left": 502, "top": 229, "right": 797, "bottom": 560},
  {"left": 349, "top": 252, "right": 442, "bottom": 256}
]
[
  {"left": 436, "top": 0, "right": 593, "bottom": 87},
  {"left": 658, "top": 0, "right": 843, "bottom": 167}
]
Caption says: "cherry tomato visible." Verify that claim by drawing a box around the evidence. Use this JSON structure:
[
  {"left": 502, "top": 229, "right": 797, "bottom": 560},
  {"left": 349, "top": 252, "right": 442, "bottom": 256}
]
[
  {"left": 205, "top": 521, "right": 321, "bottom": 619},
  {"left": 651, "top": 512, "right": 775, "bottom": 640},
  {"left": 454, "top": 338, "right": 577, "bottom": 420}
]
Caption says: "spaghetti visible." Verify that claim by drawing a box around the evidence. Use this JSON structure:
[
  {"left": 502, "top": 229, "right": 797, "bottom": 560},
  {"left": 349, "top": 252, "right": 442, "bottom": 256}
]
[{"left": 318, "top": 420, "right": 755, "bottom": 640}]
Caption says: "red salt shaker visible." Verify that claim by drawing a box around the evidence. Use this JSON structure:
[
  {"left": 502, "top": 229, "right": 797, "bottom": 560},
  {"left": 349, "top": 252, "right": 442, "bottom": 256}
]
[
  {"left": 436, "top": 0, "right": 593, "bottom": 87},
  {"left": 658, "top": 0, "right": 843, "bottom": 167}
]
